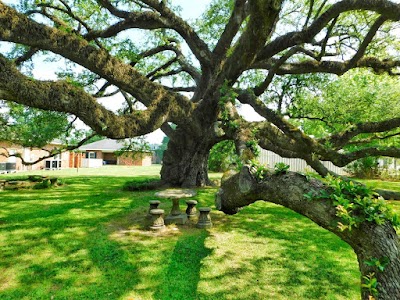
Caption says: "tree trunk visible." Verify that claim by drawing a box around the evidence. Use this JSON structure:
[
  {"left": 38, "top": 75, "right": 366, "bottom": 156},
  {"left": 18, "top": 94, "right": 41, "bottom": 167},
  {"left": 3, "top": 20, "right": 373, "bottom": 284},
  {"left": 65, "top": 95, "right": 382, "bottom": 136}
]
[
  {"left": 160, "top": 128, "right": 215, "bottom": 187},
  {"left": 216, "top": 166, "right": 400, "bottom": 300}
]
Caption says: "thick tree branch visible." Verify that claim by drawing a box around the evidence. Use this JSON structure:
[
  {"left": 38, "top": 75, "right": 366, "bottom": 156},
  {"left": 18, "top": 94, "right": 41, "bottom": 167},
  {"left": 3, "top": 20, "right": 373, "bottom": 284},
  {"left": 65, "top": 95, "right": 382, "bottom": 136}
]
[
  {"left": 216, "top": 167, "right": 400, "bottom": 299},
  {"left": 0, "top": 54, "right": 193, "bottom": 138},
  {"left": 132, "top": 43, "right": 201, "bottom": 83},
  {"left": 135, "top": 44, "right": 177, "bottom": 61},
  {"left": 93, "top": 81, "right": 112, "bottom": 97},
  {"left": 193, "top": 0, "right": 284, "bottom": 119},
  {"left": 0, "top": 3, "right": 194, "bottom": 125},
  {"left": 160, "top": 122, "right": 175, "bottom": 138},
  {"left": 320, "top": 118, "right": 400, "bottom": 148},
  {"left": 303, "top": 0, "right": 315, "bottom": 29},
  {"left": 344, "top": 16, "right": 387, "bottom": 72},
  {"left": 251, "top": 57, "right": 400, "bottom": 76},
  {"left": 317, "top": 17, "right": 338, "bottom": 61},
  {"left": 237, "top": 90, "right": 318, "bottom": 151},
  {"left": 345, "top": 131, "right": 400, "bottom": 146},
  {"left": 257, "top": 0, "right": 400, "bottom": 62},
  {"left": 254, "top": 46, "right": 300, "bottom": 96},
  {"left": 212, "top": 0, "right": 247, "bottom": 61},
  {"left": 326, "top": 146, "right": 400, "bottom": 167},
  {"left": 146, "top": 57, "right": 177, "bottom": 79},
  {"left": 126, "top": 0, "right": 213, "bottom": 70},
  {"left": 221, "top": 0, "right": 283, "bottom": 81},
  {"left": 165, "top": 86, "right": 196, "bottom": 92},
  {"left": 14, "top": 47, "right": 39, "bottom": 66},
  {"left": 96, "top": 0, "right": 133, "bottom": 18},
  {"left": 84, "top": 13, "right": 169, "bottom": 40}
]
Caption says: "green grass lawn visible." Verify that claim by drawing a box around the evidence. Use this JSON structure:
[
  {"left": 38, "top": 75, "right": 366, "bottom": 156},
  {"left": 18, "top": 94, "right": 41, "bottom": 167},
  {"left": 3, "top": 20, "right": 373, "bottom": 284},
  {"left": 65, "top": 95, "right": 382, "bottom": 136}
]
[
  {"left": 1, "top": 167, "right": 398, "bottom": 299},
  {"left": 0, "top": 165, "right": 164, "bottom": 178}
]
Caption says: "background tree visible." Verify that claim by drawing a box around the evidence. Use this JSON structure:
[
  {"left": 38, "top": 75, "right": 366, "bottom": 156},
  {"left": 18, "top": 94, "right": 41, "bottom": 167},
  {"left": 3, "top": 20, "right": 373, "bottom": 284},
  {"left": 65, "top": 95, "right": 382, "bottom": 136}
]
[
  {"left": 153, "top": 135, "right": 169, "bottom": 164},
  {"left": 0, "top": 101, "right": 94, "bottom": 163},
  {"left": 0, "top": 101, "right": 70, "bottom": 148},
  {"left": 285, "top": 69, "right": 400, "bottom": 178}
]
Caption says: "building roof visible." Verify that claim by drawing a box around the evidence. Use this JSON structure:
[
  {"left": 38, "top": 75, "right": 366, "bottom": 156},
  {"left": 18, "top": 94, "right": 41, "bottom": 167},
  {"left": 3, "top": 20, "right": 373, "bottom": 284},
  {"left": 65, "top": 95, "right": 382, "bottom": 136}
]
[
  {"left": 79, "top": 139, "right": 126, "bottom": 152},
  {"left": 50, "top": 139, "right": 64, "bottom": 145},
  {"left": 79, "top": 139, "right": 152, "bottom": 153}
]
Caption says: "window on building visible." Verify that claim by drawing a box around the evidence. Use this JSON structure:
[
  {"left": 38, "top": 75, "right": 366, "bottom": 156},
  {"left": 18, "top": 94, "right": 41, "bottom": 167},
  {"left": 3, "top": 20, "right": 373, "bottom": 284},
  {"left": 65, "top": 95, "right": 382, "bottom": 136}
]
[
  {"left": 7, "top": 149, "right": 17, "bottom": 163},
  {"left": 85, "top": 152, "right": 97, "bottom": 159}
]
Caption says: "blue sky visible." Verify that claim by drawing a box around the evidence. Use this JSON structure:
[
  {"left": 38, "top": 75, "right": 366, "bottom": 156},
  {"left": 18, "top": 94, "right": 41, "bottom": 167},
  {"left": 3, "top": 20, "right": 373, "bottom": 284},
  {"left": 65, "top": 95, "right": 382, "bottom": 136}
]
[{"left": 173, "top": 0, "right": 211, "bottom": 19}]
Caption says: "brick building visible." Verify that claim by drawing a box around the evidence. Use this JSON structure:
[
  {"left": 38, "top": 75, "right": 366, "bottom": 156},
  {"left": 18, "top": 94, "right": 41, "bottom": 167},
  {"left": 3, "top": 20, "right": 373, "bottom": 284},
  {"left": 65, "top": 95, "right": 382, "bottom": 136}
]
[
  {"left": 0, "top": 140, "right": 69, "bottom": 172},
  {"left": 78, "top": 139, "right": 152, "bottom": 167}
]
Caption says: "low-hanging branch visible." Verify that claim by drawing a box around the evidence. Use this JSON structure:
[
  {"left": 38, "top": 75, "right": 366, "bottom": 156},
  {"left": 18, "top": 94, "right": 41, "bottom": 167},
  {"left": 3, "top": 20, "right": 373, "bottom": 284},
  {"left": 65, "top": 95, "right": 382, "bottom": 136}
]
[
  {"left": 0, "top": 3, "right": 194, "bottom": 112},
  {"left": 217, "top": 166, "right": 400, "bottom": 299},
  {"left": 319, "top": 117, "right": 400, "bottom": 148},
  {"left": 0, "top": 54, "right": 194, "bottom": 138}
]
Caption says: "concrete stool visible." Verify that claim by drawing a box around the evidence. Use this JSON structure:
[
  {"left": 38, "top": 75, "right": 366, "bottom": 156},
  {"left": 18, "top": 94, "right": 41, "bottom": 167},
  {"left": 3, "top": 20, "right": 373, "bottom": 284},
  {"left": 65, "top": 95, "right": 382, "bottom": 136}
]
[
  {"left": 147, "top": 200, "right": 161, "bottom": 218},
  {"left": 149, "top": 209, "right": 165, "bottom": 231},
  {"left": 185, "top": 200, "right": 198, "bottom": 218},
  {"left": 196, "top": 207, "right": 212, "bottom": 229}
]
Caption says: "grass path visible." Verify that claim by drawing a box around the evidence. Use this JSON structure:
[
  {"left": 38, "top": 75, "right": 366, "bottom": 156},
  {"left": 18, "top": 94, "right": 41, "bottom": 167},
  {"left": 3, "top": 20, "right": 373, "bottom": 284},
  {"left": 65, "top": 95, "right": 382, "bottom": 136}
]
[{"left": 2, "top": 168, "right": 398, "bottom": 299}]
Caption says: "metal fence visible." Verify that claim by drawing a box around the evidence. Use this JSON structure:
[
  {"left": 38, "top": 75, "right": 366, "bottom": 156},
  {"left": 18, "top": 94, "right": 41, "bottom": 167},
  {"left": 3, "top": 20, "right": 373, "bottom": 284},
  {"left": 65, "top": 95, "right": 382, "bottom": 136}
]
[{"left": 258, "top": 149, "right": 348, "bottom": 175}]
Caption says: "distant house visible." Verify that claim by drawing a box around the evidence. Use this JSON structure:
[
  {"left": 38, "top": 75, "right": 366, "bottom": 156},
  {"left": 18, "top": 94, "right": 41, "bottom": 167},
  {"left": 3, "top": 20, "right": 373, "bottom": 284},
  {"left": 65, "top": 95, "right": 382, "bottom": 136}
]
[
  {"left": 0, "top": 140, "right": 69, "bottom": 172},
  {"left": 78, "top": 139, "right": 152, "bottom": 168}
]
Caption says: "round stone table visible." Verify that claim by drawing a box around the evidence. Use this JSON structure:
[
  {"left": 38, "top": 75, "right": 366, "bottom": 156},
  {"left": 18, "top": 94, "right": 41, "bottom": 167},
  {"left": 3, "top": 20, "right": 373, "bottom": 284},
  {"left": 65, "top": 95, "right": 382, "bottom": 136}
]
[{"left": 155, "top": 189, "right": 197, "bottom": 225}]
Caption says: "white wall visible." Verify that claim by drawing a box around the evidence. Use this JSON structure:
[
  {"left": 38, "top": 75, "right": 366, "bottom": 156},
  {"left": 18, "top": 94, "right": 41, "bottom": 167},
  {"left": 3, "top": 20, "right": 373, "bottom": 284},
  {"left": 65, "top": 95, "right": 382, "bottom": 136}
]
[
  {"left": 258, "top": 149, "right": 347, "bottom": 175},
  {"left": 81, "top": 158, "right": 103, "bottom": 168}
]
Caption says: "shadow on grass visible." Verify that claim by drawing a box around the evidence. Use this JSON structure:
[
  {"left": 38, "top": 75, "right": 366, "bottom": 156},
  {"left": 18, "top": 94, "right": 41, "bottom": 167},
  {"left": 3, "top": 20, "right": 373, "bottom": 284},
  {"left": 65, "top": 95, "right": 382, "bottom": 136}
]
[
  {"left": 0, "top": 176, "right": 161, "bottom": 299},
  {"left": 79, "top": 227, "right": 140, "bottom": 299},
  {"left": 207, "top": 201, "right": 360, "bottom": 299},
  {"left": 155, "top": 230, "right": 212, "bottom": 300},
  {"left": 0, "top": 178, "right": 361, "bottom": 300}
]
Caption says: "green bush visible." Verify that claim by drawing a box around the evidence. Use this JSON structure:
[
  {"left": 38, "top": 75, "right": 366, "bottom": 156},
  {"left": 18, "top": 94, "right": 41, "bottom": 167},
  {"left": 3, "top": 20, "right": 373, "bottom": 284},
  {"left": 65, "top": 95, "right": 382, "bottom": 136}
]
[
  {"left": 123, "top": 178, "right": 160, "bottom": 191},
  {"left": 33, "top": 179, "right": 52, "bottom": 189},
  {"left": 208, "top": 141, "right": 240, "bottom": 172},
  {"left": 345, "top": 157, "right": 381, "bottom": 179}
]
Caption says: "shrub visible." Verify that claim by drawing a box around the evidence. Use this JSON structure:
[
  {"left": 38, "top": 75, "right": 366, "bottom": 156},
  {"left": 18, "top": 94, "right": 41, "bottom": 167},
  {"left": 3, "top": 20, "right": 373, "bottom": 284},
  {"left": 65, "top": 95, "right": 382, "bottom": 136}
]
[
  {"left": 208, "top": 140, "right": 240, "bottom": 172},
  {"left": 345, "top": 157, "right": 381, "bottom": 179},
  {"left": 33, "top": 179, "right": 52, "bottom": 189},
  {"left": 123, "top": 178, "right": 160, "bottom": 191}
]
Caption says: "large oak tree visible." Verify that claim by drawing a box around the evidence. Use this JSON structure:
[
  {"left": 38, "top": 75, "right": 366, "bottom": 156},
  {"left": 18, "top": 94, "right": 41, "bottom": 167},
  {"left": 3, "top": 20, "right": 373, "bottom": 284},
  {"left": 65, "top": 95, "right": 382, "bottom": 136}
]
[
  {"left": 1, "top": 1, "right": 400, "bottom": 299},
  {"left": 1, "top": 0, "right": 400, "bottom": 186}
]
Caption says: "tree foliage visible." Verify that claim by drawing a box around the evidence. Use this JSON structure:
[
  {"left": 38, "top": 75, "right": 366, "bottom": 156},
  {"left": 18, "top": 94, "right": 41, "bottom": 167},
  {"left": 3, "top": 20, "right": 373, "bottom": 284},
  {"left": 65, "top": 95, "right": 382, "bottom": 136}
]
[
  {"left": 0, "top": 101, "right": 70, "bottom": 148},
  {"left": 291, "top": 70, "right": 400, "bottom": 141},
  {"left": 208, "top": 140, "right": 239, "bottom": 172}
]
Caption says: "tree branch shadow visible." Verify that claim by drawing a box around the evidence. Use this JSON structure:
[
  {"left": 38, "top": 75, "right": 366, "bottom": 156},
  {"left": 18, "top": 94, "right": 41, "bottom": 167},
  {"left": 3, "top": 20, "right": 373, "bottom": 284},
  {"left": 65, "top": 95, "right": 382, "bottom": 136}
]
[{"left": 154, "top": 230, "right": 213, "bottom": 300}]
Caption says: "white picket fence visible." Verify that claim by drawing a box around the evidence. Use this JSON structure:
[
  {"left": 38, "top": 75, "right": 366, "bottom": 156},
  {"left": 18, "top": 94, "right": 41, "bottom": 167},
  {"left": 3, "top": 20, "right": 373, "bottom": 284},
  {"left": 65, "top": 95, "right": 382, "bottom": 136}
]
[{"left": 258, "top": 149, "right": 348, "bottom": 175}]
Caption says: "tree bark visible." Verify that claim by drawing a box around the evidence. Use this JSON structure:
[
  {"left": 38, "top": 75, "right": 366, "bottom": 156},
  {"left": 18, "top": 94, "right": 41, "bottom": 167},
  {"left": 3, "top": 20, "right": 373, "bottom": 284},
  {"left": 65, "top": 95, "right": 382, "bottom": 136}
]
[
  {"left": 374, "top": 189, "right": 400, "bottom": 201},
  {"left": 216, "top": 166, "right": 400, "bottom": 300},
  {"left": 160, "top": 127, "right": 215, "bottom": 187}
]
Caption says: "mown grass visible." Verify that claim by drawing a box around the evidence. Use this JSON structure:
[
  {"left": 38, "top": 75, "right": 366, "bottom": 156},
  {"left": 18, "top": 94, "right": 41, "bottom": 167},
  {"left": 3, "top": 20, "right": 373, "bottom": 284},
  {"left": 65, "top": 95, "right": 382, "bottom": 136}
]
[
  {"left": 1, "top": 167, "right": 399, "bottom": 299},
  {"left": 0, "top": 165, "right": 164, "bottom": 178}
]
